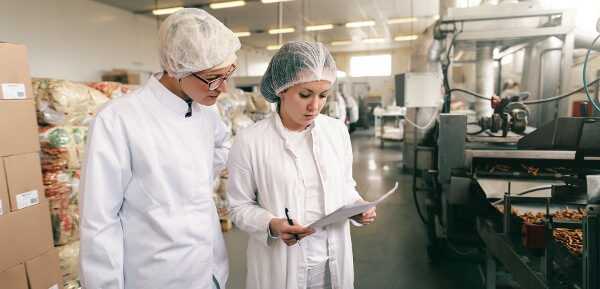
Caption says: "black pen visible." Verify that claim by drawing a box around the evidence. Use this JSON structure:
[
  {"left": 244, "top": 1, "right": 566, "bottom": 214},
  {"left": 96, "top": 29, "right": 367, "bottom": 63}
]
[{"left": 284, "top": 207, "right": 300, "bottom": 242}]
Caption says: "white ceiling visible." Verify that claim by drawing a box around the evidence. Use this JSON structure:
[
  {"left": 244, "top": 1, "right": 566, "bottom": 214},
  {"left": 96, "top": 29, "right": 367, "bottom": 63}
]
[{"left": 91, "top": 0, "right": 440, "bottom": 52}]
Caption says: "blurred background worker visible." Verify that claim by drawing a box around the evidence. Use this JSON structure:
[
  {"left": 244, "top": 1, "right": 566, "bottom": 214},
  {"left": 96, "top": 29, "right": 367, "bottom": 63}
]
[
  {"left": 343, "top": 92, "right": 359, "bottom": 133},
  {"left": 79, "top": 8, "right": 240, "bottom": 289}
]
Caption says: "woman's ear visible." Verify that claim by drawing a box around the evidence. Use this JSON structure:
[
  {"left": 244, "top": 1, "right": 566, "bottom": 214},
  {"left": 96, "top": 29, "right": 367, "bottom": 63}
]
[{"left": 277, "top": 92, "right": 284, "bottom": 100}]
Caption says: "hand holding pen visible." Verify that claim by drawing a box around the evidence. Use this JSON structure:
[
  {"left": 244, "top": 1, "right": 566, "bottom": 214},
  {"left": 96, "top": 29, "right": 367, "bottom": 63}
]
[{"left": 268, "top": 207, "right": 315, "bottom": 246}]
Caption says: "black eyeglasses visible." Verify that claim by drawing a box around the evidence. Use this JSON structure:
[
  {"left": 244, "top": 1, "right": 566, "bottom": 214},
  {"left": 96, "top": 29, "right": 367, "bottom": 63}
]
[{"left": 189, "top": 64, "right": 236, "bottom": 91}]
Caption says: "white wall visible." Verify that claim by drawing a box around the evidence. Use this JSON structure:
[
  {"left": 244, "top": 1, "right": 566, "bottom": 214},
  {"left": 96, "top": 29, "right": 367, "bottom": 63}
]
[
  {"left": 332, "top": 48, "right": 412, "bottom": 107},
  {"left": 0, "top": 0, "right": 160, "bottom": 83}
]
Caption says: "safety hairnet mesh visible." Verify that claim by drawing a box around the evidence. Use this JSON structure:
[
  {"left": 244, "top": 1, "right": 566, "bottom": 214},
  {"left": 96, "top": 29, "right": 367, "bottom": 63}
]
[
  {"left": 158, "top": 8, "right": 241, "bottom": 79},
  {"left": 260, "top": 40, "right": 337, "bottom": 103}
]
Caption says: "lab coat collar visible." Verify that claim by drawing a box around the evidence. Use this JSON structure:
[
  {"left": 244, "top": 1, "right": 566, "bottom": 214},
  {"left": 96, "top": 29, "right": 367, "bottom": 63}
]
[
  {"left": 273, "top": 112, "right": 318, "bottom": 140},
  {"left": 148, "top": 72, "right": 194, "bottom": 117}
]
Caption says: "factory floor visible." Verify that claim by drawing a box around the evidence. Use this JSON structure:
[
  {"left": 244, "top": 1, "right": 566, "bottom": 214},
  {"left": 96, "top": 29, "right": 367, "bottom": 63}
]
[{"left": 223, "top": 127, "right": 486, "bottom": 289}]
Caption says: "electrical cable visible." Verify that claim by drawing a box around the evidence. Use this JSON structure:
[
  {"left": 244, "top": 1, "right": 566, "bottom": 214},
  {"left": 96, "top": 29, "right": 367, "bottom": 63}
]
[
  {"left": 403, "top": 104, "right": 441, "bottom": 130},
  {"left": 582, "top": 33, "right": 600, "bottom": 113},
  {"left": 445, "top": 238, "right": 482, "bottom": 256},
  {"left": 448, "top": 88, "right": 491, "bottom": 100},
  {"left": 491, "top": 185, "right": 553, "bottom": 206},
  {"left": 522, "top": 75, "right": 600, "bottom": 105},
  {"left": 413, "top": 185, "right": 429, "bottom": 226}
]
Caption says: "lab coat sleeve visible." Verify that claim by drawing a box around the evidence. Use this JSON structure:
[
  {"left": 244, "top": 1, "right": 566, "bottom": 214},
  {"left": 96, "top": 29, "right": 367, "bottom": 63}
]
[
  {"left": 342, "top": 126, "right": 363, "bottom": 205},
  {"left": 211, "top": 106, "right": 231, "bottom": 180},
  {"left": 227, "top": 131, "right": 278, "bottom": 248},
  {"left": 79, "top": 115, "right": 132, "bottom": 289}
]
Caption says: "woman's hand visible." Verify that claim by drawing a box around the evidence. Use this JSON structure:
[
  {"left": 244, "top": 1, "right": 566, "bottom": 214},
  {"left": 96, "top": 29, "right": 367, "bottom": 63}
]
[
  {"left": 269, "top": 218, "right": 316, "bottom": 246},
  {"left": 350, "top": 200, "right": 377, "bottom": 225}
]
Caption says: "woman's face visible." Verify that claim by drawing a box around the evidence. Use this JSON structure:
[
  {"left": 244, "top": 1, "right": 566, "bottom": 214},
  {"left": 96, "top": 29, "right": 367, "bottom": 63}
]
[
  {"left": 278, "top": 80, "right": 331, "bottom": 131},
  {"left": 178, "top": 65, "right": 233, "bottom": 106}
]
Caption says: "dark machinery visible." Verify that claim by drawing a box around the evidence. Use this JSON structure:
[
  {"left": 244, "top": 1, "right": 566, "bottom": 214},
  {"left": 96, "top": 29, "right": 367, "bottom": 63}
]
[
  {"left": 479, "top": 95, "right": 530, "bottom": 136},
  {"left": 426, "top": 114, "right": 600, "bottom": 288}
]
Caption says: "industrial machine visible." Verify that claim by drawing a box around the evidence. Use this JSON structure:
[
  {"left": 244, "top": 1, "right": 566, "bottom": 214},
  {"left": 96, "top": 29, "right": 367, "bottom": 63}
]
[{"left": 407, "top": 2, "right": 600, "bottom": 288}]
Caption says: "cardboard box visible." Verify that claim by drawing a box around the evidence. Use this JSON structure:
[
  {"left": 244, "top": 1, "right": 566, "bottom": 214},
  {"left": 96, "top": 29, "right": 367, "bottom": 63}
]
[
  {"left": 0, "top": 264, "right": 28, "bottom": 289},
  {"left": 0, "top": 202, "right": 54, "bottom": 273},
  {"left": 4, "top": 153, "right": 44, "bottom": 212},
  {"left": 0, "top": 99, "right": 41, "bottom": 157},
  {"left": 25, "top": 249, "right": 64, "bottom": 289},
  {"left": 102, "top": 69, "right": 141, "bottom": 85},
  {"left": 0, "top": 42, "right": 33, "bottom": 100},
  {"left": 0, "top": 157, "right": 9, "bottom": 216}
]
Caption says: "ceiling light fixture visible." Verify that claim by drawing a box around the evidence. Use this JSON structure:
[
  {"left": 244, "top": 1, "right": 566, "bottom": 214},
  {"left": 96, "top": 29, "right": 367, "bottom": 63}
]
[
  {"left": 305, "top": 24, "right": 334, "bottom": 31},
  {"left": 394, "top": 35, "right": 418, "bottom": 41},
  {"left": 261, "top": 0, "right": 294, "bottom": 3},
  {"left": 267, "top": 44, "right": 283, "bottom": 50},
  {"left": 331, "top": 40, "right": 353, "bottom": 46},
  {"left": 345, "top": 20, "right": 376, "bottom": 28},
  {"left": 433, "top": 15, "right": 440, "bottom": 20},
  {"left": 209, "top": 1, "right": 245, "bottom": 9},
  {"left": 362, "top": 38, "right": 386, "bottom": 44},
  {"left": 387, "top": 17, "right": 418, "bottom": 24},
  {"left": 151, "top": 6, "right": 184, "bottom": 15},
  {"left": 234, "top": 31, "right": 251, "bottom": 37},
  {"left": 268, "top": 27, "right": 295, "bottom": 34}
]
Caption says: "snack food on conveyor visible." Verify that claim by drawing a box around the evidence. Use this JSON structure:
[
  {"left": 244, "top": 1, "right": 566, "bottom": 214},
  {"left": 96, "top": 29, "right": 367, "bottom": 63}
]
[{"left": 497, "top": 206, "right": 586, "bottom": 256}]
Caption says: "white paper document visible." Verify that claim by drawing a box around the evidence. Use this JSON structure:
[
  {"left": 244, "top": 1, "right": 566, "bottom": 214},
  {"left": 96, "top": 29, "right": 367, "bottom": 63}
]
[{"left": 308, "top": 182, "right": 398, "bottom": 229}]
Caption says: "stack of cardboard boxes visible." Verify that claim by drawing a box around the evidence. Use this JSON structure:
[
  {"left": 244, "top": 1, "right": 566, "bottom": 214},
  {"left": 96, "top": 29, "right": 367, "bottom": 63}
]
[{"left": 0, "top": 42, "right": 64, "bottom": 289}]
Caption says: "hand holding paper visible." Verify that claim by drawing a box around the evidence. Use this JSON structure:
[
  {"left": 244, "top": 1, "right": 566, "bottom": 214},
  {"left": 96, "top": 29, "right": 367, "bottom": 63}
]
[{"left": 308, "top": 182, "right": 399, "bottom": 229}]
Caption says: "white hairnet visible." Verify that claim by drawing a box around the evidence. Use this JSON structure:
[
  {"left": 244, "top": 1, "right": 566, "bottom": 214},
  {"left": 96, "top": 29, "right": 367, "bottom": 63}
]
[
  {"left": 158, "top": 8, "right": 241, "bottom": 79},
  {"left": 260, "top": 40, "right": 337, "bottom": 103}
]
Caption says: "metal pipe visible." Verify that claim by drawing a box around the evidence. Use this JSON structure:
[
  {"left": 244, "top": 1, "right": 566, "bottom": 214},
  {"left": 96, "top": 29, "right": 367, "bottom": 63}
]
[{"left": 475, "top": 42, "right": 495, "bottom": 119}]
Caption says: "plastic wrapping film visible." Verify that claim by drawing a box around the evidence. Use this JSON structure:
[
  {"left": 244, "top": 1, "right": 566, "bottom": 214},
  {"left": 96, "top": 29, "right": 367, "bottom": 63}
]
[
  {"left": 216, "top": 91, "right": 247, "bottom": 119},
  {"left": 247, "top": 112, "right": 273, "bottom": 123},
  {"left": 244, "top": 92, "right": 272, "bottom": 114},
  {"left": 214, "top": 170, "right": 229, "bottom": 220},
  {"left": 44, "top": 170, "right": 80, "bottom": 246},
  {"left": 231, "top": 114, "right": 254, "bottom": 136},
  {"left": 58, "top": 240, "right": 80, "bottom": 288},
  {"left": 87, "top": 81, "right": 132, "bottom": 99},
  {"left": 39, "top": 125, "right": 88, "bottom": 171},
  {"left": 33, "top": 78, "right": 109, "bottom": 126}
]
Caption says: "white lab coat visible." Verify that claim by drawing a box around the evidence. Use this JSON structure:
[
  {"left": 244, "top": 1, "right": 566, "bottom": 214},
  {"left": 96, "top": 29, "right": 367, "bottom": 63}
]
[
  {"left": 79, "top": 73, "right": 230, "bottom": 289},
  {"left": 227, "top": 113, "right": 363, "bottom": 289}
]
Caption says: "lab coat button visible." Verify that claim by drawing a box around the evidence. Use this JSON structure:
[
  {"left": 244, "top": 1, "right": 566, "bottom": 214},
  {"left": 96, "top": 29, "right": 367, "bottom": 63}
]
[{"left": 213, "top": 265, "right": 217, "bottom": 272}]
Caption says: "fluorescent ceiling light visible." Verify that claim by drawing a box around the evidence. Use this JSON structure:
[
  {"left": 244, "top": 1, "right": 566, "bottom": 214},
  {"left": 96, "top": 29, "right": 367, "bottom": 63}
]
[
  {"left": 209, "top": 1, "right": 245, "bottom": 9},
  {"left": 433, "top": 15, "right": 440, "bottom": 20},
  {"left": 362, "top": 38, "right": 385, "bottom": 44},
  {"left": 268, "top": 27, "right": 295, "bottom": 34},
  {"left": 234, "top": 31, "right": 251, "bottom": 37},
  {"left": 305, "top": 24, "right": 334, "bottom": 31},
  {"left": 152, "top": 6, "right": 183, "bottom": 15},
  {"left": 387, "top": 17, "right": 418, "bottom": 24},
  {"left": 261, "top": 0, "right": 294, "bottom": 3},
  {"left": 267, "top": 44, "right": 283, "bottom": 50},
  {"left": 394, "top": 35, "right": 418, "bottom": 41},
  {"left": 345, "top": 20, "right": 375, "bottom": 28},
  {"left": 331, "top": 40, "right": 352, "bottom": 46}
]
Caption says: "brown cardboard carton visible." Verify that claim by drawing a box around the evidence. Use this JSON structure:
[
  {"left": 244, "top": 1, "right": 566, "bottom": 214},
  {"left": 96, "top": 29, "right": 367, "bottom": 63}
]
[
  {"left": 0, "top": 42, "right": 33, "bottom": 100},
  {"left": 25, "top": 249, "right": 64, "bottom": 289},
  {"left": 0, "top": 202, "right": 54, "bottom": 273},
  {"left": 0, "top": 157, "right": 8, "bottom": 216},
  {"left": 0, "top": 100, "right": 41, "bottom": 156},
  {"left": 0, "top": 264, "right": 28, "bottom": 289},
  {"left": 4, "top": 153, "right": 44, "bottom": 212}
]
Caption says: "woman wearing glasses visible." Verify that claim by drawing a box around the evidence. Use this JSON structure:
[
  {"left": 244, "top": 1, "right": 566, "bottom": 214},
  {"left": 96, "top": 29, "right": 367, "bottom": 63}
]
[
  {"left": 79, "top": 9, "right": 239, "bottom": 289},
  {"left": 227, "top": 41, "right": 376, "bottom": 289}
]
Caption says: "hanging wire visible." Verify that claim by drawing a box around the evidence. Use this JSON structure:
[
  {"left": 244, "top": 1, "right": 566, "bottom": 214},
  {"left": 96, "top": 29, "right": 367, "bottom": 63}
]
[{"left": 582, "top": 33, "right": 600, "bottom": 113}]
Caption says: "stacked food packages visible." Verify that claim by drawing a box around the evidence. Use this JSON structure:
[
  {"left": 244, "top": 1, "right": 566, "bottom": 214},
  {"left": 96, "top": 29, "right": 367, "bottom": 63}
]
[{"left": 34, "top": 80, "right": 129, "bottom": 288}]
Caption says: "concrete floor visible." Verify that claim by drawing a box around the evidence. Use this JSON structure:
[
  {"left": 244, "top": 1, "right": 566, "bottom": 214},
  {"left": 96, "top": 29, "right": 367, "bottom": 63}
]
[{"left": 223, "top": 128, "right": 485, "bottom": 289}]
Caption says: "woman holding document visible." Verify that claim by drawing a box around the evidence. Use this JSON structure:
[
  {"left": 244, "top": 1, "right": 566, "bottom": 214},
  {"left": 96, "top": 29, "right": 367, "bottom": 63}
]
[{"left": 227, "top": 40, "right": 376, "bottom": 289}]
